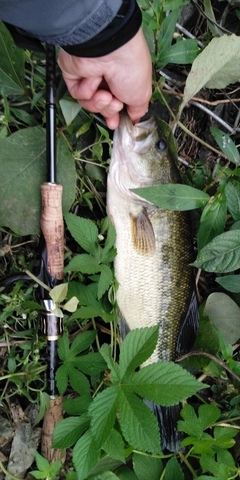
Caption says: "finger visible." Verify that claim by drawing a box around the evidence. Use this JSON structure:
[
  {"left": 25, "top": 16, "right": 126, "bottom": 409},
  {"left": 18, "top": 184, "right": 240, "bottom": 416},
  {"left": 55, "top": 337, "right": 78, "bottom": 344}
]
[
  {"left": 64, "top": 76, "right": 103, "bottom": 101},
  {"left": 126, "top": 100, "right": 151, "bottom": 124}
]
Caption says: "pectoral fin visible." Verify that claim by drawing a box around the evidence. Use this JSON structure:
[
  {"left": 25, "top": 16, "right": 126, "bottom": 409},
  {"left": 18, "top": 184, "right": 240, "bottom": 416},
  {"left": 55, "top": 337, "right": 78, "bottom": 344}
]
[{"left": 130, "top": 209, "right": 155, "bottom": 254}]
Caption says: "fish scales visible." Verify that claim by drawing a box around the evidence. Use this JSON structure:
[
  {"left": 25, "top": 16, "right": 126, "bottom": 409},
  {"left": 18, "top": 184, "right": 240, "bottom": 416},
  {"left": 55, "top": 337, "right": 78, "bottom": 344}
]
[{"left": 107, "top": 114, "right": 195, "bottom": 365}]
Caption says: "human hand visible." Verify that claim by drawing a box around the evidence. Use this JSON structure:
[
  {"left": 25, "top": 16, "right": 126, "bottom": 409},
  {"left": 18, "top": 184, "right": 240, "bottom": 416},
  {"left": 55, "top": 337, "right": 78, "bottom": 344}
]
[{"left": 57, "top": 28, "right": 152, "bottom": 129}]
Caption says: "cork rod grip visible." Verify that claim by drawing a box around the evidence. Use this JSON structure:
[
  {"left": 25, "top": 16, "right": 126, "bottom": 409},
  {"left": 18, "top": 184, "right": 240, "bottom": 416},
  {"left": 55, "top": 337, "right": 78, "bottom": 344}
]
[{"left": 41, "top": 183, "right": 64, "bottom": 280}]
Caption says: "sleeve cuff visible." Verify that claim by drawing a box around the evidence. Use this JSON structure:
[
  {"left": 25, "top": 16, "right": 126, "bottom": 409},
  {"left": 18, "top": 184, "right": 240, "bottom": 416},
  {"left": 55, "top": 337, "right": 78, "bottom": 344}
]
[{"left": 61, "top": 0, "right": 142, "bottom": 57}]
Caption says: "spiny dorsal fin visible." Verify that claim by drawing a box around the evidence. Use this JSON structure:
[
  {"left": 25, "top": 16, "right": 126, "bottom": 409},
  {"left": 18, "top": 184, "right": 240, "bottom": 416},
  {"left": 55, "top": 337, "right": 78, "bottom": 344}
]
[{"left": 130, "top": 209, "right": 155, "bottom": 254}]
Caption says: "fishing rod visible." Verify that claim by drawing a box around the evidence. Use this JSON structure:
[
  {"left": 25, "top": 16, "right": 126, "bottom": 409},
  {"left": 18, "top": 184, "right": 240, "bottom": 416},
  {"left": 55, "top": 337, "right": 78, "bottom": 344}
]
[{"left": 40, "top": 43, "right": 65, "bottom": 463}]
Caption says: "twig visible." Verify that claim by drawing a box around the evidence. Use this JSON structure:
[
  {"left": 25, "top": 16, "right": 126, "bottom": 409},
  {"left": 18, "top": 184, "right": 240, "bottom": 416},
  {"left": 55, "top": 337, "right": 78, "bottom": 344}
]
[{"left": 177, "top": 350, "right": 240, "bottom": 383}]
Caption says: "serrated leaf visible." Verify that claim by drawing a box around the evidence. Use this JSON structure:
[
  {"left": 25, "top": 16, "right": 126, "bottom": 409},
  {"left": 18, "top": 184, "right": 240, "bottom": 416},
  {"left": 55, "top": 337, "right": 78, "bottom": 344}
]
[
  {"left": 164, "top": 456, "right": 184, "bottom": 480},
  {"left": 225, "top": 180, "right": 240, "bottom": 220},
  {"left": 64, "top": 253, "right": 100, "bottom": 274},
  {"left": 98, "top": 264, "right": 113, "bottom": 299},
  {"left": 128, "top": 362, "right": 205, "bottom": 405},
  {"left": 0, "top": 129, "right": 76, "bottom": 235},
  {"left": 89, "top": 386, "right": 119, "bottom": 447},
  {"left": 34, "top": 450, "right": 50, "bottom": 472},
  {"left": 211, "top": 128, "right": 240, "bottom": 165},
  {"left": 50, "top": 283, "right": 68, "bottom": 303},
  {"left": 119, "top": 326, "right": 159, "bottom": 378},
  {"left": 64, "top": 213, "right": 98, "bottom": 255},
  {"left": 70, "top": 330, "right": 96, "bottom": 357},
  {"left": 100, "top": 344, "right": 121, "bottom": 382},
  {"left": 158, "top": 39, "right": 199, "bottom": 67},
  {"left": 55, "top": 364, "right": 69, "bottom": 395},
  {"left": 192, "top": 230, "right": 240, "bottom": 273},
  {"left": 64, "top": 394, "right": 92, "bottom": 416},
  {"left": 103, "top": 429, "right": 126, "bottom": 463},
  {"left": 52, "top": 415, "right": 90, "bottom": 449},
  {"left": 74, "top": 352, "right": 106, "bottom": 375},
  {"left": 180, "top": 34, "right": 240, "bottom": 116},
  {"left": 118, "top": 390, "right": 161, "bottom": 454},
  {"left": 198, "top": 194, "right": 227, "bottom": 249},
  {"left": 204, "top": 292, "right": 240, "bottom": 345},
  {"left": 69, "top": 369, "right": 90, "bottom": 396},
  {"left": 0, "top": 22, "right": 25, "bottom": 95},
  {"left": 57, "top": 333, "right": 70, "bottom": 360},
  {"left": 215, "top": 274, "right": 240, "bottom": 293},
  {"left": 63, "top": 296, "right": 79, "bottom": 312},
  {"left": 73, "top": 431, "right": 100, "bottom": 480},
  {"left": 59, "top": 99, "right": 82, "bottom": 126},
  {"left": 133, "top": 184, "right": 209, "bottom": 211},
  {"left": 133, "top": 452, "right": 163, "bottom": 480}
]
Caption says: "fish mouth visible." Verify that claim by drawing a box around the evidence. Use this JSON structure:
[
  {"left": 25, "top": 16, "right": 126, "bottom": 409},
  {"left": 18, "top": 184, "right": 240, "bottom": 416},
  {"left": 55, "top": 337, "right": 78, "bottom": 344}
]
[{"left": 118, "top": 113, "right": 157, "bottom": 150}]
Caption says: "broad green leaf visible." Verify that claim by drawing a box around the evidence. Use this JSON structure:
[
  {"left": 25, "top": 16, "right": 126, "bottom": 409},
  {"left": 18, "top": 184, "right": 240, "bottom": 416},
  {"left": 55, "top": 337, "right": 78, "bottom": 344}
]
[
  {"left": 180, "top": 34, "right": 240, "bottom": 116},
  {"left": 64, "top": 253, "right": 100, "bottom": 274},
  {"left": 34, "top": 391, "right": 50, "bottom": 425},
  {"left": 215, "top": 274, "right": 240, "bottom": 293},
  {"left": 164, "top": 456, "right": 184, "bottom": 480},
  {"left": 0, "top": 128, "right": 76, "bottom": 235},
  {"left": 50, "top": 283, "right": 68, "bottom": 303},
  {"left": 157, "top": 9, "right": 180, "bottom": 53},
  {"left": 103, "top": 429, "right": 126, "bottom": 463},
  {"left": 204, "top": 292, "right": 240, "bottom": 345},
  {"left": 225, "top": 180, "right": 240, "bottom": 220},
  {"left": 74, "top": 352, "right": 106, "bottom": 376},
  {"left": 73, "top": 431, "right": 100, "bottom": 480},
  {"left": 133, "top": 452, "right": 163, "bottom": 480},
  {"left": 89, "top": 457, "right": 123, "bottom": 478},
  {"left": 115, "top": 467, "right": 138, "bottom": 480},
  {"left": 158, "top": 39, "right": 199, "bottom": 68},
  {"left": 118, "top": 390, "right": 161, "bottom": 454},
  {"left": 89, "top": 472, "right": 119, "bottom": 480},
  {"left": 34, "top": 450, "right": 51, "bottom": 472},
  {"left": 119, "top": 326, "right": 159, "bottom": 378},
  {"left": 57, "top": 333, "right": 70, "bottom": 361},
  {"left": 64, "top": 213, "right": 98, "bottom": 255},
  {"left": 59, "top": 99, "right": 82, "bottom": 126},
  {"left": 69, "top": 370, "right": 90, "bottom": 396},
  {"left": 52, "top": 415, "right": 90, "bottom": 449},
  {"left": 210, "top": 128, "right": 240, "bottom": 165},
  {"left": 64, "top": 394, "right": 92, "bottom": 415},
  {"left": 98, "top": 264, "right": 113, "bottom": 299},
  {"left": 0, "top": 22, "right": 25, "bottom": 95},
  {"left": 55, "top": 364, "right": 69, "bottom": 394},
  {"left": 89, "top": 386, "right": 119, "bottom": 447},
  {"left": 192, "top": 230, "right": 240, "bottom": 273},
  {"left": 133, "top": 184, "right": 209, "bottom": 210},
  {"left": 198, "top": 193, "right": 227, "bottom": 249},
  {"left": 70, "top": 330, "right": 96, "bottom": 357},
  {"left": 129, "top": 362, "right": 206, "bottom": 405},
  {"left": 178, "top": 404, "right": 220, "bottom": 437}
]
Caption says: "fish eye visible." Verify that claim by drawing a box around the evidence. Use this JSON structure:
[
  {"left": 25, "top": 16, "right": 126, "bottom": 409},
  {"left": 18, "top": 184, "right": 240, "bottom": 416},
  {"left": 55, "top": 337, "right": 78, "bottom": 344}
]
[{"left": 156, "top": 139, "right": 167, "bottom": 151}]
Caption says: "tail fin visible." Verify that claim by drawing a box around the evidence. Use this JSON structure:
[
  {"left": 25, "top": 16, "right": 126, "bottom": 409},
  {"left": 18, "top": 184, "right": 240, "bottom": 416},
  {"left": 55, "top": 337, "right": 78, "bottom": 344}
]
[{"left": 145, "top": 401, "right": 182, "bottom": 452}]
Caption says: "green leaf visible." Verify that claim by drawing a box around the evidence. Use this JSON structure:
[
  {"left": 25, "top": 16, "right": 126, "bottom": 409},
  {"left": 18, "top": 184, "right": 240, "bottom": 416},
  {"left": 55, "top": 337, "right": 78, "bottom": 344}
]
[
  {"left": 34, "top": 450, "right": 50, "bottom": 473},
  {"left": 64, "top": 213, "right": 98, "bottom": 255},
  {"left": 70, "top": 330, "right": 96, "bottom": 357},
  {"left": 211, "top": 128, "right": 240, "bottom": 165},
  {"left": 98, "top": 264, "right": 113, "bottom": 299},
  {"left": 34, "top": 391, "right": 50, "bottom": 425},
  {"left": 103, "top": 429, "right": 126, "bottom": 463},
  {"left": 180, "top": 34, "right": 240, "bottom": 116},
  {"left": 89, "top": 386, "right": 119, "bottom": 447},
  {"left": 132, "top": 184, "right": 209, "bottom": 211},
  {"left": 73, "top": 431, "right": 100, "bottom": 480},
  {"left": 178, "top": 403, "right": 220, "bottom": 437},
  {"left": 204, "top": 292, "right": 240, "bottom": 345},
  {"left": 0, "top": 22, "right": 25, "bottom": 95},
  {"left": 133, "top": 452, "right": 163, "bottom": 480},
  {"left": 100, "top": 344, "right": 121, "bottom": 383},
  {"left": 63, "top": 296, "right": 79, "bottom": 312},
  {"left": 198, "top": 194, "right": 227, "bottom": 250},
  {"left": 64, "top": 394, "right": 92, "bottom": 415},
  {"left": 52, "top": 415, "right": 90, "bottom": 449},
  {"left": 59, "top": 99, "right": 82, "bottom": 126},
  {"left": 74, "top": 352, "right": 106, "bottom": 375},
  {"left": 69, "top": 370, "right": 90, "bottom": 396},
  {"left": 64, "top": 253, "right": 100, "bottom": 274},
  {"left": 0, "top": 128, "right": 76, "bottom": 235},
  {"left": 192, "top": 230, "right": 240, "bottom": 273},
  {"left": 119, "top": 326, "right": 159, "bottom": 378},
  {"left": 225, "top": 180, "right": 240, "bottom": 220},
  {"left": 50, "top": 283, "right": 68, "bottom": 303},
  {"left": 129, "top": 362, "right": 206, "bottom": 405},
  {"left": 56, "top": 364, "right": 69, "bottom": 394},
  {"left": 57, "top": 332, "right": 70, "bottom": 361},
  {"left": 115, "top": 467, "right": 138, "bottom": 480},
  {"left": 118, "top": 389, "right": 161, "bottom": 454},
  {"left": 157, "top": 9, "right": 180, "bottom": 53},
  {"left": 215, "top": 274, "right": 240, "bottom": 293},
  {"left": 164, "top": 456, "right": 184, "bottom": 480},
  {"left": 158, "top": 39, "right": 199, "bottom": 67}
]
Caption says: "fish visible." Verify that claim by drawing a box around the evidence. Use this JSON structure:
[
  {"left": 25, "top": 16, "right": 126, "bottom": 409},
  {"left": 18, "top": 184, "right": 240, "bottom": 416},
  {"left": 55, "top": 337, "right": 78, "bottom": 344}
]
[{"left": 106, "top": 114, "right": 198, "bottom": 451}]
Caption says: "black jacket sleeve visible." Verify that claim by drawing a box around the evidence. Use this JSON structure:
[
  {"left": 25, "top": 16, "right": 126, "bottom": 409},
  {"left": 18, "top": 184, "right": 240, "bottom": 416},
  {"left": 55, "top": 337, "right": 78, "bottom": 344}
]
[{"left": 0, "top": 0, "right": 142, "bottom": 57}]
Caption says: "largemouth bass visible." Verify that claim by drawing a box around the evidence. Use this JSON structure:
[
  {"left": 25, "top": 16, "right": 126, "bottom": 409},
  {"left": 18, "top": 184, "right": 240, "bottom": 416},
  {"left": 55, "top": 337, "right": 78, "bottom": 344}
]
[{"left": 107, "top": 114, "right": 198, "bottom": 450}]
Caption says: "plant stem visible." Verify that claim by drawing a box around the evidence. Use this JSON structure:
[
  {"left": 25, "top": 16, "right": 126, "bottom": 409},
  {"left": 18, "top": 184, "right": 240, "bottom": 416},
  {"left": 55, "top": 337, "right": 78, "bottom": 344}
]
[
  {"left": 0, "top": 460, "right": 25, "bottom": 480},
  {"left": 178, "top": 350, "right": 240, "bottom": 383},
  {"left": 179, "top": 451, "right": 197, "bottom": 478}
]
